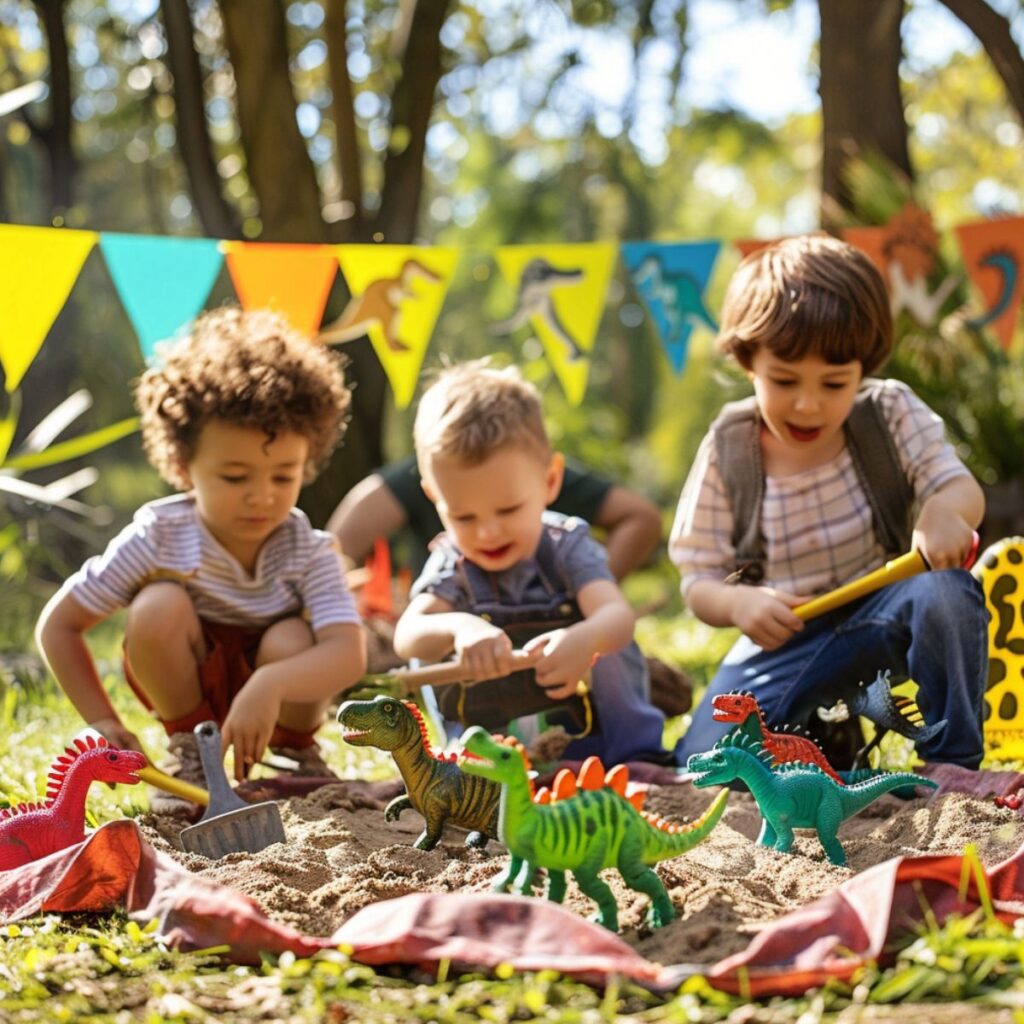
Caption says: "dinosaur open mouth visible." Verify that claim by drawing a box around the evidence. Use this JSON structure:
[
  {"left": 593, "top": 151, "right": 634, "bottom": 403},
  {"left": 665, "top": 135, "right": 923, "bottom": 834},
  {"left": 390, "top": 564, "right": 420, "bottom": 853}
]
[
  {"left": 340, "top": 728, "right": 370, "bottom": 740},
  {"left": 458, "top": 751, "right": 491, "bottom": 770},
  {"left": 711, "top": 709, "right": 737, "bottom": 722}
]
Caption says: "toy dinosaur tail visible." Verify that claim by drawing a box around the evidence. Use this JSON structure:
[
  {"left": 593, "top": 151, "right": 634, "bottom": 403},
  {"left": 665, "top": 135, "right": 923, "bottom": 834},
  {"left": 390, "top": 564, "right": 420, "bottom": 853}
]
[
  {"left": 839, "top": 771, "right": 936, "bottom": 816},
  {"left": 644, "top": 787, "right": 729, "bottom": 861}
]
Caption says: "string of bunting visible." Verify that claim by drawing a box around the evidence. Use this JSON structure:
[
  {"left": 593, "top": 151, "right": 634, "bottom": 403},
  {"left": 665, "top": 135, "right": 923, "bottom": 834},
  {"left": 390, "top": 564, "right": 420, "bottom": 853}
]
[{"left": 0, "top": 205, "right": 1020, "bottom": 408}]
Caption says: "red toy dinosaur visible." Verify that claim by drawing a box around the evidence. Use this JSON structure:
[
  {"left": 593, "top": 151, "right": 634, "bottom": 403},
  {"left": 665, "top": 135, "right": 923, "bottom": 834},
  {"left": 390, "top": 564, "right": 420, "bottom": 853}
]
[
  {"left": 712, "top": 691, "right": 846, "bottom": 784},
  {"left": 0, "top": 734, "right": 147, "bottom": 870}
]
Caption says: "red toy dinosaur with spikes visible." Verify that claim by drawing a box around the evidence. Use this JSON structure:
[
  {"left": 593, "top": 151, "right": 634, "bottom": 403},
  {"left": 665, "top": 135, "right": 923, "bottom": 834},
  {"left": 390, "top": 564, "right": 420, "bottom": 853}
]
[{"left": 0, "top": 734, "right": 147, "bottom": 870}]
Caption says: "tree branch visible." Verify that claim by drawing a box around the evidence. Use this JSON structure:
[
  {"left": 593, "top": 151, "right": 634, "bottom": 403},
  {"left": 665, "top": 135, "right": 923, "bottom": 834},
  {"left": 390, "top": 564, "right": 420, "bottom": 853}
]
[
  {"left": 32, "top": 0, "right": 74, "bottom": 214},
  {"left": 160, "top": 0, "right": 241, "bottom": 238},
  {"left": 938, "top": 0, "right": 1024, "bottom": 123},
  {"left": 323, "top": 0, "right": 365, "bottom": 240},
  {"left": 376, "top": 0, "right": 454, "bottom": 243}
]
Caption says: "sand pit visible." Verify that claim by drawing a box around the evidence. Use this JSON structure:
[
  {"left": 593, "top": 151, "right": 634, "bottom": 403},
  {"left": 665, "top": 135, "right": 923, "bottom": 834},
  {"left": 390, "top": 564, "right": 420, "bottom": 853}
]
[{"left": 136, "top": 773, "right": 1024, "bottom": 968}]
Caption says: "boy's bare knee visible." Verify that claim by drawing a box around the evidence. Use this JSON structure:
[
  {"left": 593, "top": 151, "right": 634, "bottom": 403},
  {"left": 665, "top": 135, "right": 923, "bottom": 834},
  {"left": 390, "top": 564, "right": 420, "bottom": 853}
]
[
  {"left": 257, "top": 617, "right": 314, "bottom": 666},
  {"left": 126, "top": 583, "right": 198, "bottom": 640}
]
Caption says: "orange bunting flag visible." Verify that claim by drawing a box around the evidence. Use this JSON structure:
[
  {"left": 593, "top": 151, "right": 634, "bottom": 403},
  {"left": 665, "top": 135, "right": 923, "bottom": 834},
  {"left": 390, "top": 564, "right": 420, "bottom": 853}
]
[
  {"left": 954, "top": 215, "right": 1024, "bottom": 351},
  {"left": 0, "top": 224, "right": 97, "bottom": 392},
  {"left": 223, "top": 241, "right": 338, "bottom": 338}
]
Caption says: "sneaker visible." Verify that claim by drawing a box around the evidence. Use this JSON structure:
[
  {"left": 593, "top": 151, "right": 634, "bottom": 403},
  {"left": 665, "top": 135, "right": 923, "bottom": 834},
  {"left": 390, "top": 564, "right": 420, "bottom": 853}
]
[
  {"left": 269, "top": 741, "right": 340, "bottom": 779},
  {"left": 150, "top": 731, "right": 207, "bottom": 817}
]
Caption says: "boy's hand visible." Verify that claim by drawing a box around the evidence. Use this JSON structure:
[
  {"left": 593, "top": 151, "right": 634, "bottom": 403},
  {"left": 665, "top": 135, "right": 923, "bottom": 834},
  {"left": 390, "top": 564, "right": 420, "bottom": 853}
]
[
  {"left": 88, "top": 716, "right": 145, "bottom": 754},
  {"left": 731, "top": 587, "right": 805, "bottom": 651},
  {"left": 454, "top": 619, "right": 520, "bottom": 682},
  {"left": 221, "top": 673, "right": 281, "bottom": 782},
  {"left": 524, "top": 628, "right": 594, "bottom": 700},
  {"left": 913, "top": 508, "right": 976, "bottom": 570}
]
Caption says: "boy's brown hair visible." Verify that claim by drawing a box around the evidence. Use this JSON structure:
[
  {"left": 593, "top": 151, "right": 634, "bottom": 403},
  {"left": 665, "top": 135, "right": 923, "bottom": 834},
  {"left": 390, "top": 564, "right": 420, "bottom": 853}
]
[
  {"left": 413, "top": 360, "right": 550, "bottom": 468},
  {"left": 716, "top": 234, "right": 893, "bottom": 375},
  {"left": 136, "top": 307, "right": 350, "bottom": 489}
]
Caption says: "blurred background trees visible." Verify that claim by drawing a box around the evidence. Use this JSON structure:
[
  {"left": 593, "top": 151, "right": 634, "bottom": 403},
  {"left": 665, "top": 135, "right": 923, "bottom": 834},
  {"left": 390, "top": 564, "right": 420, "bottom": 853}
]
[{"left": 1, "top": 0, "right": 1022, "bottom": 634}]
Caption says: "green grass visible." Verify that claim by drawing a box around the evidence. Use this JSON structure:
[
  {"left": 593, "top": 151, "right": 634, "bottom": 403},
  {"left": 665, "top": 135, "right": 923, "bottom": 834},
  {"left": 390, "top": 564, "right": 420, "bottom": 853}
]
[{"left": 5, "top": 613, "right": 1024, "bottom": 1021}]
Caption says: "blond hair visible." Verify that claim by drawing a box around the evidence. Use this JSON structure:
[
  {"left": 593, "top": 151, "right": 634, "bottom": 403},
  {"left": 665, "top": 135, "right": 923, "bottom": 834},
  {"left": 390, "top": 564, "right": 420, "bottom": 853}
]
[
  {"left": 716, "top": 234, "right": 893, "bottom": 375},
  {"left": 413, "top": 361, "right": 550, "bottom": 467},
  {"left": 135, "top": 307, "right": 350, "bottom": 489}
]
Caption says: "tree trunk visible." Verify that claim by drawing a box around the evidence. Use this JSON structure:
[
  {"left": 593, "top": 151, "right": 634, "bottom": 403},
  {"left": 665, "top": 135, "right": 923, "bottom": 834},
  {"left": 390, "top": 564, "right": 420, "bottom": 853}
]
[
  {"left": 30, "top": 0, "right": 74, "bottom": 215},
  {"left": 160, "top": 0, "right": 241, "bottom": 238},
  {"left": 817, "top": 0, "right": 911, "bottom": 226},
  {"left": 217, "top": 0, "right": 326, "bottom": 241},
  {"left": 938, "top": 0, "right": 1024, "bottom": 123}
]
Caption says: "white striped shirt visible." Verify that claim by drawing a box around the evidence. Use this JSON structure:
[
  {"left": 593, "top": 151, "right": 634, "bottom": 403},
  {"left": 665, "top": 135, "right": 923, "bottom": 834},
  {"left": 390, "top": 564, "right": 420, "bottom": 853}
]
[
  {"left": 62, "top": 493, "right": 359, "bottom": 632},
  {"left": 669, "top": 379, "right": 972, "bottom": 598}
]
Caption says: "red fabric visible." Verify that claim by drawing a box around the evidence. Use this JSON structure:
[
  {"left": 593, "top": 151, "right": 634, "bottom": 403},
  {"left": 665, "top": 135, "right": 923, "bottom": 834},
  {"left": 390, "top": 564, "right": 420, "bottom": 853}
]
[
  {"left": 124, "top": 619, "right": 317, "bottom": 749},
  {"left": 5, "top": 769, "right": 1024, "bottom": 994}
]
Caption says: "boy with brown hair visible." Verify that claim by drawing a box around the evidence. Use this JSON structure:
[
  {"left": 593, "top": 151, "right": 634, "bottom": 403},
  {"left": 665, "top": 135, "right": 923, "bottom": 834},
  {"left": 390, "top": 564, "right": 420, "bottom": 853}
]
[
  {"left": 671, "top": 235, "right": 987, "bottom": 766},
  {"left": 393, "top": 361, "right": 668, "bottom": 764},
  {"left": 36, "top": 308, "right": 367, "bottom": 811}
]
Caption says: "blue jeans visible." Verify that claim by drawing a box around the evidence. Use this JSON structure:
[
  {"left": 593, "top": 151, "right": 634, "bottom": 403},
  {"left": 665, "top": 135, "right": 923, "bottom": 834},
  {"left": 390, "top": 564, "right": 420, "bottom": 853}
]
[{"left": 674, "top": 569, "right": 988, "bottom": 769}]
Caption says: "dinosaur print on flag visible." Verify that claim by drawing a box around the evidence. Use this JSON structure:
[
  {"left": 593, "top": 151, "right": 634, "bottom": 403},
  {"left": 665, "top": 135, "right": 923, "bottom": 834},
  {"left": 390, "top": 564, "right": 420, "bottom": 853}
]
[
  {"left": 954, "top": 215, "right": 1024, "bottom": 351},
  {"left": 493, "top": 244, "right": 616, "bottom": 405}
]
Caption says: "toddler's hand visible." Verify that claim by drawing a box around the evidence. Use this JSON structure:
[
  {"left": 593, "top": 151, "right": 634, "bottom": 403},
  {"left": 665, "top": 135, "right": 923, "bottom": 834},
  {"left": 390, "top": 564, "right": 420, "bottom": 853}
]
[
  {"left": 524, "top": 628, "right": 594, "bottom": 700},
  {"left": 88, "top": 716, "right": 145, "bottom": 754},
  {"left": 221, "top": 674, "right": 281, "bottom": 782},
  {"left": 454, "top": 618, "right": 518, "bottom": 682},
  {"left": 913, "top": 511, "right": 975, "bottom": 570},
  {"left": 731, "top": 586, "right": 805, "bottom": 651}
]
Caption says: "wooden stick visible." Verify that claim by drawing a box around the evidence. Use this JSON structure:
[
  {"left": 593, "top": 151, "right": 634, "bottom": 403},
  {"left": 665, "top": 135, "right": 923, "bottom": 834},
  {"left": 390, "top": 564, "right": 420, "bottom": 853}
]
[{"left": 390, "top": 650, "right": 539, "bottom": 689}]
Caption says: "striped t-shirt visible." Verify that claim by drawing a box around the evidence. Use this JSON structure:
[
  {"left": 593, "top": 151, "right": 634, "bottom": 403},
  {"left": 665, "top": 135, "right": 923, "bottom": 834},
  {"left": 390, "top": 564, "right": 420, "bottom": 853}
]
[
  {"left": 669, "top": 379, "right": 972, "bottom": 598},
  {"left": 61, "top": 493, "right": 359, "bottom": 632}
]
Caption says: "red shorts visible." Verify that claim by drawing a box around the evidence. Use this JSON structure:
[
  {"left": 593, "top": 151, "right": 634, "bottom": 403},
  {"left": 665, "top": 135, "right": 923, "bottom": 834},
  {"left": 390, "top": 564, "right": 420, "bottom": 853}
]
[{"left": 123, "top": 618, "right": 315, "bottom": 748}]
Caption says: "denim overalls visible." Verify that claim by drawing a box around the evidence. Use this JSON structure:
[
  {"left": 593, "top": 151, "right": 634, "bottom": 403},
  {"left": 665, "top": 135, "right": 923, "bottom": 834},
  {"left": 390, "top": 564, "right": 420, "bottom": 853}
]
[{"left": 427, "top": 526, "right": 668, "bottom": 764}]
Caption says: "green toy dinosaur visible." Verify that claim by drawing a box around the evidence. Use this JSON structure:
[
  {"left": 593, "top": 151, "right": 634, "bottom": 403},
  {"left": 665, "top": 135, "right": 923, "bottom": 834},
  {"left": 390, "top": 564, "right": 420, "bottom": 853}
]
[
  {"left": 686, "top": 732, "right": 936, "bottom": 865},
  {"left": 459, "top": 725, "right": 729, "bottom": 931},
  {"left": 338, "top": 695, "right": 500, "bottom": 850}
]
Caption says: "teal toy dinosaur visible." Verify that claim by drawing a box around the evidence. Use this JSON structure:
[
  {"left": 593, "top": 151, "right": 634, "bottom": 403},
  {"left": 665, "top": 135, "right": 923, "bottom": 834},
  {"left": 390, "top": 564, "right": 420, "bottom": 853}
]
[
  {"left": 459, "top": 725, "right": 729, "bottom": 931},
  {"left": 338, "top": 695, "right": 500, "bottom": 850},
  {"left": 687, "top": 732, "right": 936, "bottom": 866}
]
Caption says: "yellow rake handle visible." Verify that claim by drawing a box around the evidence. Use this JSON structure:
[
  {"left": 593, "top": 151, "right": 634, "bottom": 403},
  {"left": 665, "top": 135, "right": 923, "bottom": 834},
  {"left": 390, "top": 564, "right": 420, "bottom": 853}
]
[
  {"left": 138, "top": 765, "right": 209, "bottom": 807},
  {"left": 793, "top": 531, "right": 980, "bottom": 622}
]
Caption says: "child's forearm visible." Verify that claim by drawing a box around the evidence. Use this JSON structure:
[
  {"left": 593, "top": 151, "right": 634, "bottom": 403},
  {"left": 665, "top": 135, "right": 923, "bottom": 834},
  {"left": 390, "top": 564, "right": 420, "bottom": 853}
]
[
  {"left": 36, "top": 617, "right": 119, "bottom": 726},
  {"left": 249, "top": 625, "right": 367, "bottom": 703},
  {"left": 917, "top": 475, "right": 985, "bottom": 530},
  {"left": 393, "top": 611, "right": 488, "bottom": 662},
  {"left": 574, "top": 602, "right": 634, "bottom": 657},
  {"left": 685, "top": 579, "right": 742, "bottom": 628}
]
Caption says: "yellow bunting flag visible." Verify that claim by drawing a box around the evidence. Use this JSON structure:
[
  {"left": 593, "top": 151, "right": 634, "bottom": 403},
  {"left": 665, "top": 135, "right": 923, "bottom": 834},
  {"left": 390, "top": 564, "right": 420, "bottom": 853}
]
[
  {"left": 331, "top": 246, "right": 460, "bottom": 408},
  {"left": 0, "top": 224, "right": 97, "bottom": 392},
  {"left": 222, "top": 241, "right": 338, "bottom": 338},
  {"left": 954, "top": 215, "right": 1024, "bottom": 352},
  {"left": 493, "top": 243, "right": 616, "bottom": 405}
]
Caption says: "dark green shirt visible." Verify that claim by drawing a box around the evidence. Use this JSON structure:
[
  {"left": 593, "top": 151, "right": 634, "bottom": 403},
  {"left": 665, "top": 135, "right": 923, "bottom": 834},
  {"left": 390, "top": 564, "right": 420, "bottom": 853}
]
[{"left": 379, "top": 454, "right": 613, "bottom": 573}]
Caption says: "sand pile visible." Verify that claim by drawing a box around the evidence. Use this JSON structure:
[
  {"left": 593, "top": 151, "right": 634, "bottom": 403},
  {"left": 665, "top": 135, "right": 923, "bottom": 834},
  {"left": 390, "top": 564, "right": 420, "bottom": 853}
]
[{"left": 137, "top": 777, "right": 1024, "bottom": 967}]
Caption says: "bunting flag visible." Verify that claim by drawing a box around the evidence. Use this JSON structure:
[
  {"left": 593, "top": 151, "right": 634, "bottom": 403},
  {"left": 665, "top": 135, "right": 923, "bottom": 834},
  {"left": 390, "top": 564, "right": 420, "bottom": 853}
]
[
  {"left": 0, "top": 224, "right": 97, "bottom": 392},
  {"left": 733, "top": 237, "right": 781, "bottom": 259},
  {"left": 332, "top": 245, "right": 460, "bottom": 409},
  {"left": 621, "top": 241, "right": 720, "bottom": 374},
  {"left": 954, "top": 216, "right": 1024, "bottom": 351},
  {"left": 223, "top": 241, "right": 338, "bottom": 338},
  {"left": 100, "top": 234, "right": 223, "bottom": 364},
  {"left": 844, "top": 205, "right": 959, "bottom": 327},
  {"left": 492, "top": 243, "right": 616, "bottom": 405}
]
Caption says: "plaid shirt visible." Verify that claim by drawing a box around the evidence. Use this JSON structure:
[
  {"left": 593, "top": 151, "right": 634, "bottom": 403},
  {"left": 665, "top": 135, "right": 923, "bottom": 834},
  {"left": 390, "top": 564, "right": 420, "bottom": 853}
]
[{"left": 669, "top": 379, "right": 972, "bottom": 598}]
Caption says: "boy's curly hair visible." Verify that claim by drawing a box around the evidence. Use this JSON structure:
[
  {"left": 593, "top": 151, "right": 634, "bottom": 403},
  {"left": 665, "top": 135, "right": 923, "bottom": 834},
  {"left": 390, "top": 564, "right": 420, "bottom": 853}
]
[
  {"left": 135, "top": 308, "right": 350, "bottom": 488},
  {"left": 716, "top": 234, "right": 893, "bottom": 375},
  {"left": 413, "top": 360, "right": 550, "bottom": 467}
]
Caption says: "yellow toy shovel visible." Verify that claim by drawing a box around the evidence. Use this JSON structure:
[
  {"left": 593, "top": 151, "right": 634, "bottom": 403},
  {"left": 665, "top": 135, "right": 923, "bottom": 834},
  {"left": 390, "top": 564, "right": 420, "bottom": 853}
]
[
  {"left": 138, "top": 765, "right": 209, "bottom": 807},
  {"left": 793, "top": 531, "right": 980, "bottom": 622}
]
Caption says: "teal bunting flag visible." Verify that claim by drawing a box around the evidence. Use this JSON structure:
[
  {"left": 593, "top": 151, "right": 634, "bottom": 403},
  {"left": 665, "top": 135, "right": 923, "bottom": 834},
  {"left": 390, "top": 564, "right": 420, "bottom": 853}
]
[
  {"left": 99, "top": 234, "right": 224, "bottom": 364},
  {"left": 621, "top": 241, "right": 720, "bottom": 374}
]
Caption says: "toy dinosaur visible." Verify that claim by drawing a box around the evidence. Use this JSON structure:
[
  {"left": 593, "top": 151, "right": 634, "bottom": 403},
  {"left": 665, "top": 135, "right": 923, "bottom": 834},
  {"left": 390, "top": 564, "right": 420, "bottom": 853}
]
[
  {"left": 817, "top": 669, "right": 947, "bottom": 765},
  {"left": 459, "top": 725, "right": 729, "bottom": 931},
  {"left": 687, "top": 731, "right": 935, "bottom": 866},
  {"left": 0, "top": 735, "right": 146, "bottom": 870},
  {"left": 338, "top": 695, "right": 503, "bottom": 850}
]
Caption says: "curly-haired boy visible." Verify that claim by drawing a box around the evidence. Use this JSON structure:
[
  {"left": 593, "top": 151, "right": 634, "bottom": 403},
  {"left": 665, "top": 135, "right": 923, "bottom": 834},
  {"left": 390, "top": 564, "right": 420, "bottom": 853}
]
[{"left": 36, "top": 309, "right": 367, "bottom": 813}]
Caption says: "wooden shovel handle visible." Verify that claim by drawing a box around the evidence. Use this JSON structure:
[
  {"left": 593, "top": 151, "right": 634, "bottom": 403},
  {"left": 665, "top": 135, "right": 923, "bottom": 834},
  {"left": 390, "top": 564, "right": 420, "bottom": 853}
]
[{"left": 391, "top": 650, "right": 538, "bottom": 690}]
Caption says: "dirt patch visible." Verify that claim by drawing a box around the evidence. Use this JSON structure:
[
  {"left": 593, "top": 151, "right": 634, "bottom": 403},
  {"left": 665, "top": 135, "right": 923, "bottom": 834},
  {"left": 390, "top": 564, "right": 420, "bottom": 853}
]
[{"left": 136, "top": 776, "right": 1024, "bottom": 967}]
